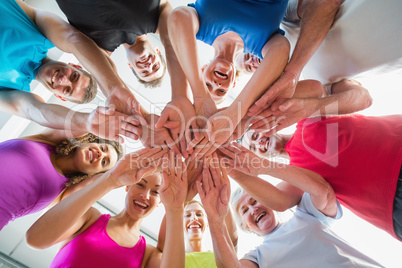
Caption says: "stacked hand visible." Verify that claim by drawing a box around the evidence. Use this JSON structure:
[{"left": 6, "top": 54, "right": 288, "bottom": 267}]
[
  {"left": 160, "top": 151, "right": 188, "bottom": 209},
  {"left": 108, "top": 147, "right": 168, "bottom": 187}
]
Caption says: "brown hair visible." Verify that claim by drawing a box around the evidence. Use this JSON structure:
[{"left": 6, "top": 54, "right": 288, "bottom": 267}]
[
  {"left": 131, "top": 53, "right": 167, "bottom": 88},
  {"left": 73, "top": 69, "right": 98, "bottom": 104},
  {"left": 55, "top": 133, "right": 123, "bottom": 187}
]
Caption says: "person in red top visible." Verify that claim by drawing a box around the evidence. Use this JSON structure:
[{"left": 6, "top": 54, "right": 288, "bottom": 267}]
[{"left": 240, "top": 114, "right": 402, "bottom": 240}]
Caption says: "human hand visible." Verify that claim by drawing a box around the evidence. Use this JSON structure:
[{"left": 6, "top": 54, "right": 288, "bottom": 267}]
[
  {"left": 184, "top": 157, "right": 203, "bottom": 201},
  {"left": 108, "top": 147, "right": 168, "bottom": 188},
  {"left": 106, "top": 86, "right": 146, "bottom": 125},
  {"left": 253, "top": 98, "right": 315, "bottom": 137},
  {"left": 160, "top": 151, "right": 188, "bottom": 209},
  {"left": 188, "top": 109, "right": 236, "bottom": 159},
  {"left": 218, "top": 143, "right": 266, "bottom": 176},
  {"left": 140, "top": 114, "right": 181, "bottom": 154},
  {"left": 155, "top": 98, "right": 200, "bottom": 158},
  {"left": 247, "top": 70, "right": 299, "bottom": 117},
  {"left": 87, "top": 106, "right": 142, "bottom": 143},
  {"left": 197, "top": 155, "right": 230, "bottom": 223}
]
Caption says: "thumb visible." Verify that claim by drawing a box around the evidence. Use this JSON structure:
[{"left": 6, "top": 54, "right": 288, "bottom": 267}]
[
  {"left": 155, "top": 112, "right": 169, "bottom": 129},
  {"left": 279, "top": 99, "right": 293, "bottom": 111}
]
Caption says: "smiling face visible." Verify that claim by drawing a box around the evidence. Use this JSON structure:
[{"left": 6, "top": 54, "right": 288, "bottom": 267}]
[
  {"left": 184, "top": 202, "right": 207, "bottom": 241},
  {"left": 203, "top": 58, "right": 236, "bottom": 104},
  {"left": 242, "top": 130, "right": 282, "bottom": 158},
  {"left": 125, "top": 174, "right": 162, "bottom": 220},
  {"left": 127, "top": 45, "right": 164, "bottom": 83},
  {"left": 36, "top": 61, "right": 90, "bottom": 103},
  {"left": 73, "top": 143, "right": 119, "bottom": 176},
  {"left": 236, "top": 53, "right": 260, "bottom": 74},
  {"left": 237, "top": 193, "right": 278, "bottom": 236}
]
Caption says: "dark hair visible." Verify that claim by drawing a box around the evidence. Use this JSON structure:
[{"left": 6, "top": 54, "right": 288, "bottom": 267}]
[
  {"left": 55, "top": 133, "right": 123, "bottom": 187},
  {"left": 131, "top": 53, "right": 167, "bottom": 88},
  {"left": 74, "top": 69, "right": 98, "bottom": 104}
]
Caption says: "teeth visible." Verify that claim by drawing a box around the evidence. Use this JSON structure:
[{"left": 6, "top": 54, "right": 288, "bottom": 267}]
[
  {"left": 51, "top": 71, "right": 58, "bottom": 85},
  {"left": 188, "top": 224, "right": 200, "bottom": 229},
  {"left": 214, "top": 71, "right": 228, "bottom": 79},
  {"left": 89, "top": 150, "right": 93, "bottom": 162},
  {"left": 134, "top": 200, "right": 148, "bottom": 208},
  {"left": 256, "top": 212, "right": 266, "bottom": 223}
]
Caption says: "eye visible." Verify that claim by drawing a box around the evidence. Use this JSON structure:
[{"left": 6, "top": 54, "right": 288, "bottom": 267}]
[
  {"left": 63, "top": 87, "right": 71, "bottom": 96},
  {"left": 185, "top": 213, "right": 191, "bottom": 218},
  {"left": 100, "top": 145, "right": 105, "bottom": 152},
  {"left": 249, "top": 143, "right": 256, "bottom": 152},
  {"left": 218, "top": 89, "right": 226, "bottom": 95},
  {"left": 72, "top": 72, "right": 79, "bottom": 82},
  {"left": 153, "top": 190, "right": 159, "bottom": 195},
  {"left": 102, "top": 158, "right": 106, "bottom": 167},
  {"left": 152, "top": 63, "right": 160, "bottom": 71},
  {"left": 206, "top": 82, "right": 212, "bottom": 89},
  {"left": 196, "top": 212, "right": 203, "bottom": 217},
  {"left": 251, "top": 132, "right": 259, "bottom": 140},
  {"left": 136, "top": 183, "right": 144, "bottom": 188},
  {"left": 242, "top": 208, "right": 249, "bottom": 215},
  {"left": 252, "top": 199, "right": 257, "bottom": 205}
]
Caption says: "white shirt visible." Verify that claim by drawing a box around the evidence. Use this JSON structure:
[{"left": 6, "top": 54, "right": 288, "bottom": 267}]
[{"left": 242, "top": 193, "right": 383, "bottom": 268}]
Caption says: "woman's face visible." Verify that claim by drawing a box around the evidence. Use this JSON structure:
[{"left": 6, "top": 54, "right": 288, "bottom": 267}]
[
  {"left": 203, "top": 58, "right": 236, "bottom": 104},
  {"left": 184, "top": 202, "right": 207, "bottom": 241},
  {"left": 73, "top": 143, "right": 119, "bottom": 175},
  {"left": 241, "top": 130, "right": 281, "bottom": 158},
  {"left": 125, "top": 174, "right": 162, "bottom": 220},
  {"left": 238, "top": 193, "right": 278, "bottom": 236}
]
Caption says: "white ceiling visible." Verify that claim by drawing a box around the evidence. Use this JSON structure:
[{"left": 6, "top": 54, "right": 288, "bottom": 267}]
[{"left": 1, "top": 0, "right": 402, "bottom": 267}]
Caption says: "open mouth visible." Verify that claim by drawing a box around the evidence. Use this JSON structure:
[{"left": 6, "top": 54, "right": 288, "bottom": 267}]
[
  {"left": 255, "top": 212, "right": 266, "bottom": 223},
  {"left": 133, "top": 200, "right": 149, "bottom": 210},
  {"left": 87, "top": 149, "right": 94, "bottom": 163},
  {"left": 214, "top": 71, "right": 228, "bottom": 80},
  {"left": 51, "top": 70, "right": 59, "bottom": 87},
  {"left": 187, "top": 222, "right": 202, "bottom": 232}
]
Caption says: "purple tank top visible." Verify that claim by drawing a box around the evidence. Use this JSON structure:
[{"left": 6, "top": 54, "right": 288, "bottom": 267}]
[
  {"left": 0, "top": 139, "right": 67, "bottom": 230},
  {"left": 50, "top": 214, "right": 147, "bottom": 268}
]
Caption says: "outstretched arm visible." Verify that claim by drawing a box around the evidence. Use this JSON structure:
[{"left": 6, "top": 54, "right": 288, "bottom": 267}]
[
  {"left": 198, "top": 159, "right": 250, "bottom": 268},
  {"left": 250, "top": 79, "right": 372, "bottom": 135},
  {"left": 220, "top": 143, "right": 337, "bottom": 216},
  {"left": 0, "top": 90, "right": 142, "bottom": 142},
  {"left": 26, "top": 148, "right": 168, "bottom": 249},
  {"left": 249, "top": 0, "right": 343, "bottom": 113}
]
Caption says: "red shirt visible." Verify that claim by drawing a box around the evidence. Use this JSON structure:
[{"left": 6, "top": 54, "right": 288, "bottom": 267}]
[{"left": 286, "top": 115, "right": 402, "bottom": 239}]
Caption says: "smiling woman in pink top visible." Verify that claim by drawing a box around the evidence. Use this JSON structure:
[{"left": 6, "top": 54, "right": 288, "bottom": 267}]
[
  {"left": 26, "top": 149, "right": 186, "bottom": 268},
  {"left": 0, "top": 129, "right": 123, "bottom": 230}
]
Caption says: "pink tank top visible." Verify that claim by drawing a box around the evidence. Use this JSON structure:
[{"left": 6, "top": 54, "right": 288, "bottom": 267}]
[
  {"left": 50, "top": 214, "right": 146, "bottom": 268},
  {"left": 0, "top": 139, "right": 67, "bottom": 230}
]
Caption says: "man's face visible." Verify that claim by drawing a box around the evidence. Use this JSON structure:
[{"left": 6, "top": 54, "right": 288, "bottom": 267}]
[
  {"left": 129, "top": 47, "right": 164, "bottom": 82},
  {"left": 241, "top": 130, "right": 281, "bottom": 158},
  {"left": 36, "top": 61, "right": 89, "bottom": 103},
  {"left": 237, "top": 193, "right": 278, "bottom": 236},
  {"left": 236, "top": 53, "right": 260, "bottom": 74}
]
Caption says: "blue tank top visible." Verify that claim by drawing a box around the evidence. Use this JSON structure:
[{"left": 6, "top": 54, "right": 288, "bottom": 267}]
[
  {"left": 0, "top": 0, "right": 54, "bottom": 91},
  {"left": 189, "top": 0, "right": 288, "bottom": 59}
]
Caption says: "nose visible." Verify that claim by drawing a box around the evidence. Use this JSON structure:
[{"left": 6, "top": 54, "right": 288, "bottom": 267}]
[
  {"left": 251, "top": 206, "right": 259, "bottom": 216},
  {"left": 140, "top": 190, "right": 150, "bottom": 200},
  {"left": 190, "top": 213, "right": 198, "bottom": 221},
  {"left": 213, "top": 80, "right": 222, "bottom": 87}
]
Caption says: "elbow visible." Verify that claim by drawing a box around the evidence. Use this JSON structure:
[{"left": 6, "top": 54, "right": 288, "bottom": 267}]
[
  {"left": 25, "top": 230, "right": 48, "bottom": 250},
  {"left": 168, "top": 7, "right": 193, "bottom": 36}
]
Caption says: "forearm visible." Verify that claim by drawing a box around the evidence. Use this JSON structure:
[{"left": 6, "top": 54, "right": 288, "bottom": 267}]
[
  {"left": 26, "top": 173, "right": 117, "bottom": 248},
  {"left": 224, "top": 208, "right": 238, "bottom": 251},
  {"left": 314, "top": 80, "right": 373, "bottom": 115},
  {"left": 209, "top": 221, "right": 242, "bottom": 268},
  {"left": 230, "top": 170, "right": 295, "bottom": 211},
  {"left": 158, "top": 3, "right": 190, "bottom": 100},
  {"left": 168, "top": 7, "right": 209, "bottom": 99},
  {"left": 286, "top": 0, "right": 342, "bottom": 74},
  {"left": 261, "top": 161, "right": 330, "bottom": 203},
  {"left": 160, "top": 208, "right": 185, "bottom": 268},
  {"left": 229, "top": 35, "right": 289, "bottom": 120}
]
